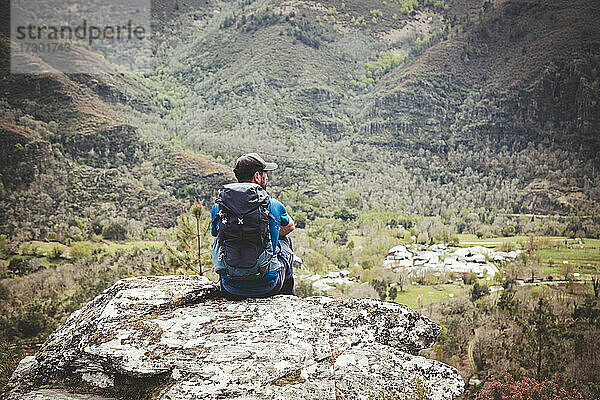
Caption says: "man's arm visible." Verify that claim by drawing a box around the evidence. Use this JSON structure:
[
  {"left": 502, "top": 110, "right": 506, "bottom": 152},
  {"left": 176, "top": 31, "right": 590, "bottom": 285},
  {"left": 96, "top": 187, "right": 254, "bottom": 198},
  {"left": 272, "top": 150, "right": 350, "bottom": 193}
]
[{"left": 279, "top": 216, "right": 295, "bottom": 238}]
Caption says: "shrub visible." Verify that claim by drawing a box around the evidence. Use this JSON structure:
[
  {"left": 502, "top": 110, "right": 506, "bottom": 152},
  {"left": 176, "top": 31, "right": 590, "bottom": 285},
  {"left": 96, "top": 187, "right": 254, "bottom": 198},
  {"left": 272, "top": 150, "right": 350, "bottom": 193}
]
[
  {"left": 70, "top": 242, "right": 92, "bottom": 259},
  {"left": 370, "top": 377, "right": 429, "bottom": 399},
  {"left": 0, "top": 234, "right": 7, "bottom": 256},
  {"left": 50, "top": 244, "right": 65, "bottom": 259},
  {"left": 0, "top": 341, "right": 22, "bottom": 389},
  {"left": 7, "top": 256, "right": 38, "bottom": 276},
  {"left": 501, "top": 225, "right": 516, "bottom": 237},
  {"left": 371, "top": 277, "right": 390, "bottom": 299},
  {"left": 474, "top": 375, "right": 583, "bottom": 400},
  {"left": 471, "top": 282, "right": 490, "bottom": 302},
  {"left": 388, "top": 285, "right": 398, "bottom": 300},
  {"left": 17, "top": 306, "right": 46, "bottom": 338},
  {"left": 499, "top": 240, "right": 517, "bottom": 252},
  {"left": 102, "top": 222, "right": 127, "bottom": 240},
  {"left": 18, "top": 242, "right": 31, "bottom": 255},
  {"left": 66, "top": 226, "right": 84, "bottom": 242},
  {"left": 462, "top": 272, "right": 478, "bottom": 285},
  {"left": 361, "top": 258, "right": 374, "bottom": 270},
  {"left": 348, "top": 282, "right": 380, "bottom": 299},
  {"left": 295, "top": 279, "right": 315, "bottom": 298},
  {"left": 0, "top": 283, "right": 9, "bottom": 300}
]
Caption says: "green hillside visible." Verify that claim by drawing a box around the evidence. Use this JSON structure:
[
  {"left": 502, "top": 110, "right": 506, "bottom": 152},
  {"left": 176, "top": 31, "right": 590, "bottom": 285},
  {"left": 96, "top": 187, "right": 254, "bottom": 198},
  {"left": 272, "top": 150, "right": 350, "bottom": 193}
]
[
  {"left": 145, "top": 0, "right": 600, "bottom": 218},
  {"left": 0, "top": 33, "right": 232, "bottom": 243},
  {"left": 1, "top": 0, "right": 599, "bottom": 243}
]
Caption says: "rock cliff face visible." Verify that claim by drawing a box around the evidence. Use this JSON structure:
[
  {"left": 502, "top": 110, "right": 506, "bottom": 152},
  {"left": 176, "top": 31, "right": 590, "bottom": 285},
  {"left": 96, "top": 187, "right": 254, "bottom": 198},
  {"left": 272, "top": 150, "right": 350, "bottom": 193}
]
[{"left": 5, "top": 276, "right": 464, "bottom": 400}]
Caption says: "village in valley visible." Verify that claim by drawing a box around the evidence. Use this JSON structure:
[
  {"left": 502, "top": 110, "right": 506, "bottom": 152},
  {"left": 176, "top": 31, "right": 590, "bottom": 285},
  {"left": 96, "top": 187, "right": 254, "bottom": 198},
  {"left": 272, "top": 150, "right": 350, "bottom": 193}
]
[{"left": 295, "top": 234, "right": 595, "bottom": 307}]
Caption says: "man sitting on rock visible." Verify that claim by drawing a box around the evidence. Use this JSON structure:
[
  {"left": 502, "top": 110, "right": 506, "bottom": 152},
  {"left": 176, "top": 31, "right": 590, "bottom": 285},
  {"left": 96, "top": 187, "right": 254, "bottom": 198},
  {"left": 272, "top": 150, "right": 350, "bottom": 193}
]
[{"left": 210, "top": 153, "right": 295, "bottom": 299}]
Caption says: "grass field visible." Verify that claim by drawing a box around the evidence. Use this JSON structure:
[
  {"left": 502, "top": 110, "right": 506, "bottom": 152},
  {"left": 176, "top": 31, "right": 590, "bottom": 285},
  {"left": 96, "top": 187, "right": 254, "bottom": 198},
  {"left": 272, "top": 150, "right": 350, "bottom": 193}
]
[
  {"left": 537, "top": 247, "right": 600, "bottom": 277},
  {"left": 391, "top": 283, "right": 466, "bottom": 309},
  {"left": 456, "top": 235, "right": 600, "bottom": 278},
  {"left": 17, "top": 240, "right": 164, "bottom": 258},
  {"left": 455, "top": 234, "right": 569, "bottom": 247},
  {"left": 99, "top": 240, "right": 164, "bottom": 254}
]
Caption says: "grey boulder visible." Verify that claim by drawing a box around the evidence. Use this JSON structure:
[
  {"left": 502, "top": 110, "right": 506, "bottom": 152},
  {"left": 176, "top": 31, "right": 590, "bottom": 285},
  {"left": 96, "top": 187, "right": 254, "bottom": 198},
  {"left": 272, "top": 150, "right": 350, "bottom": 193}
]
[{"left": 5, "top": 275, "right": 464, "bottom": 399}]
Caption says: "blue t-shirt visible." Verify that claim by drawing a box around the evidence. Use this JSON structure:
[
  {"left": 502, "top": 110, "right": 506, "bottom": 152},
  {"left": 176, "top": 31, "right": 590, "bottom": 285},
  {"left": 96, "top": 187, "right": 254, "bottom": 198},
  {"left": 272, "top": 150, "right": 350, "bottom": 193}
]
[{"left": 211, "top": 197, "right": 291, "bottom": 296}]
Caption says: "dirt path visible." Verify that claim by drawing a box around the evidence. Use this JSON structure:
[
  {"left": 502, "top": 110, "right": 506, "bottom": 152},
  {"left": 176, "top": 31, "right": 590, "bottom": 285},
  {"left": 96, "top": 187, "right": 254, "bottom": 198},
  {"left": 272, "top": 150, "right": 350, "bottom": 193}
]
[{"left": 468, "top": 327, "right": 480, "bottom": 372}]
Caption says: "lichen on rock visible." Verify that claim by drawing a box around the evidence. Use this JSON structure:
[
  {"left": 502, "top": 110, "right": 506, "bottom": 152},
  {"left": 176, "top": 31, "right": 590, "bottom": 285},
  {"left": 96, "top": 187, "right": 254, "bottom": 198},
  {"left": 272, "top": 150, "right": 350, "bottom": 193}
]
[{"left": 5, "top": 275, "right": 464, "bottom": 399}]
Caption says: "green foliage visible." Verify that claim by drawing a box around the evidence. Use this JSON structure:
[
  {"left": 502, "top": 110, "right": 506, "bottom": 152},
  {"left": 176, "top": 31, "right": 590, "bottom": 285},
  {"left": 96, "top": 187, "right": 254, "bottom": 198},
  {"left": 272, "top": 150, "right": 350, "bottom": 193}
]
[
  {"left": 388, "top": 285, "right": 398, "bottom": 300},
  {"left": 16, "top": 303, "right": 46, "bottom": 338},
  {"left": 333, "top": 206, "right": 356, "bottom": 221},
  {"left": 408, "top": 23, "right": 451, "bottom": 57},
  {"left": 0, "top": 283, "right": 9, "bottom": 301},
  {"left": 0, "top": 341, "right": 22, "bottom": 389},
  {"left": 352, "top": 51, "right": 403, "bottom": 89},
  {"left": 50, "top": 244, "right": 65, "bottom": 259},
  {"left": 308, "top": 217, "right": 350, "bottom": 245},
  {"left": 242, "top": 10, "right": 280, "bottom": 32},
  {"left": 372, "top": 277, "right": 390, "bottom": 299},
  {"left": 287, "top": 16, "right": 327, "bottom": 48},
  {"left": 7, "top": 256, "right": 42, "bottom": 276},
  {"left": 501, "top": 224, "right": 517, "bottom": 237},
  {"left": 70, "top": 241, "right": 92, "bottom": 259},
  {"left": 470, "top": 282, "right": 489, "bottom": 302},
  {"left": 361, "top": 258, "right": 374, "bottom": 270},
  {"left": 165, "top": 200, "right": 211, "bottom": 275},
  {"left": 388, "top": 0, "right": 420, "bottom": 15},
  {"left": 103, "top": 222, "right": 128, "bottom": 241},
  {"left": 511, "top": 298, "right": 561, "bottom": 379},
  {"left": 422, "top": 0, "right": 446, "bottom": 8},
  {"left": 0, "top": 235, "right": 6, "bottom": 257},
  {"left": 304, "top": 250, "right": 331, "bottom": 275}
]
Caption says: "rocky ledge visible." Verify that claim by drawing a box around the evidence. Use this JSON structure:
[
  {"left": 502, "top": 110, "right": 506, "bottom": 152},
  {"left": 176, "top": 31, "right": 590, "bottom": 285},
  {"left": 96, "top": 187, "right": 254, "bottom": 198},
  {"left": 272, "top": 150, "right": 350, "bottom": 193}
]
[{"left": 5, "top": 275, "right": 464, "bottom": 399}]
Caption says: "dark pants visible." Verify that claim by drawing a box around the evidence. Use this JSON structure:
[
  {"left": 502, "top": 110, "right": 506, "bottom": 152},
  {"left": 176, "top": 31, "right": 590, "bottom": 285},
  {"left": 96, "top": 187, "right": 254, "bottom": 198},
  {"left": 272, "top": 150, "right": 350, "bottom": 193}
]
[{"left": 220, "top": 236, "right": 295, "bottom": 300}]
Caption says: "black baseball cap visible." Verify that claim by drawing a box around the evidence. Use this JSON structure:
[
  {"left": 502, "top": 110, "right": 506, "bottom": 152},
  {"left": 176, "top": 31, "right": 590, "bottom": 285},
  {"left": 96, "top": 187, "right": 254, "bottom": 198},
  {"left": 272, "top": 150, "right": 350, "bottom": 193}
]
[{"left": 233, "top": 153, "right": 278, "bottom": 181}]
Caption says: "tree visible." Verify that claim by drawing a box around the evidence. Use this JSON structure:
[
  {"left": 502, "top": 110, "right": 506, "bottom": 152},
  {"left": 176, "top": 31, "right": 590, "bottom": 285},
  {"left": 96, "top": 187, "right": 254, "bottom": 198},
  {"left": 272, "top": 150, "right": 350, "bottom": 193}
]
[
  {"left": 50, "top": 244, "right": 64, "bottom": 259},
  {"left": 371, "top": 277, "right": 390, "bottom": 300},
  {"left": 102, "top": 222, "right": 127, "bottom": 241},
  {"left": 471, "top": 282, "right": 490, "bottom": 302},
  {"left": 512, "top": 298, "right": 560, "bottom": 379},
  {"left": 165, "top": 200, "right": 212, "bottom": 275},
  {"left": 70, "top": 242, "right": 92, "bottom": 259},
  {"left": 0, "top": 234, "right": 6, "bottom": 257},
  {"left": 395, "top": 269, "right": 409, "bottom": 292},
  {"left": 388, "top": 285, "right": 398, "bottom": 301},
  {"left": 591, "top": 276, "right": 599, "bottom": 298},
  {"left": 561, "top": 262, "right": 574, "bottom": 281}
]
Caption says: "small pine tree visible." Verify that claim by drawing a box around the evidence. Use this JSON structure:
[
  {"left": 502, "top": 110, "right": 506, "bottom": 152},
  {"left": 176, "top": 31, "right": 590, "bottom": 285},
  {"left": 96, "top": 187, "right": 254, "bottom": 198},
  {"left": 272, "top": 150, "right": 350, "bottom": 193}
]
[{"left": 165, "top": 199, "right": 212, "bottom": 275}]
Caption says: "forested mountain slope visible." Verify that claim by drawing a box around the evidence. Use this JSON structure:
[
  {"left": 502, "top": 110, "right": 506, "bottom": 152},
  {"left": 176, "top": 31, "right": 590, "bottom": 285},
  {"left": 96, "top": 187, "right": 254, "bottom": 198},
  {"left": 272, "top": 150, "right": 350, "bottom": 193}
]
[
  {"left": 0, "top": 26, "right": 231, "bottom": 243},
  {"left": 151, "top": 0, "right": 600, "bottom": 216},
  {"left": 1, "top": 0, "right": 599, "bottom": 243}
]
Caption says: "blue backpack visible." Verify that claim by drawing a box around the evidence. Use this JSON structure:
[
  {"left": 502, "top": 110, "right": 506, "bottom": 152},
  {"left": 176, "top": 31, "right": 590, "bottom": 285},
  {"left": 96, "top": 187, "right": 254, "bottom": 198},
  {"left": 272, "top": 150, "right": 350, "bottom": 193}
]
[{"left": 213, "top": 183, "right": 278, "bottom": 279}]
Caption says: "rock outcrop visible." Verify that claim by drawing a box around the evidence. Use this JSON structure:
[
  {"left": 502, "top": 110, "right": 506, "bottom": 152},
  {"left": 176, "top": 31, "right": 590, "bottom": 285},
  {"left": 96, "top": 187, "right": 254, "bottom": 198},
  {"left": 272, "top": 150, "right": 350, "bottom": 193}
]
[{"left": 5, "top": 275, "right": 464, "bottom": 400}]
